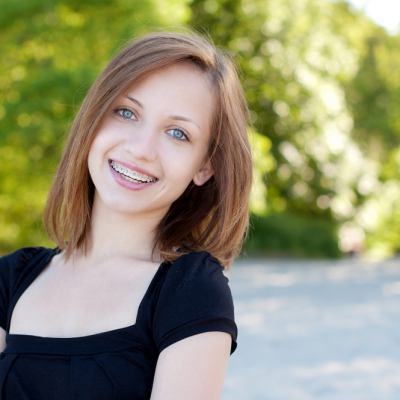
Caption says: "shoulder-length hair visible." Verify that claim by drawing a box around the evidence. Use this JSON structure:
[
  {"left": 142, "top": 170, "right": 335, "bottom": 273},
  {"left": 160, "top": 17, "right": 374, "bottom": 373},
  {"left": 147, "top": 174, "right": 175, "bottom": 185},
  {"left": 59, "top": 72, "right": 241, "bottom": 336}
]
[{"left": 43, "top": 30, "right": 253, "bottom": 269}]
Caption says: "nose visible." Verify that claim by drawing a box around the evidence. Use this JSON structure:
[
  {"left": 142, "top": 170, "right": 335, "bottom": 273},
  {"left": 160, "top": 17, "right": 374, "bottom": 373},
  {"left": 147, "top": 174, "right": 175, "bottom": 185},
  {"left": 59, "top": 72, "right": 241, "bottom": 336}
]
[{"left": 124, "top": 125, "right": 158, "bottom": 162}]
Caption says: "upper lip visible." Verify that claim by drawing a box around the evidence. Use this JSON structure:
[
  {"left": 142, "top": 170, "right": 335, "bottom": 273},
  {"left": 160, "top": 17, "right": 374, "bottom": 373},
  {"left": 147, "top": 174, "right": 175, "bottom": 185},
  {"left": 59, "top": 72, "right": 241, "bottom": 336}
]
[{"left": 109, "top": 159, "right": 158, "bottom": 179}]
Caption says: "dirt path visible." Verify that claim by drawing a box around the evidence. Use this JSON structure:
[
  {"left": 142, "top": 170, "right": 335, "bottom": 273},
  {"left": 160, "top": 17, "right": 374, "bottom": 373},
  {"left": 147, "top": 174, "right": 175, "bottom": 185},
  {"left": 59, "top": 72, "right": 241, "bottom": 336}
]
[{"left": 222, "top": 256, "right": 400, "bottom": 400}]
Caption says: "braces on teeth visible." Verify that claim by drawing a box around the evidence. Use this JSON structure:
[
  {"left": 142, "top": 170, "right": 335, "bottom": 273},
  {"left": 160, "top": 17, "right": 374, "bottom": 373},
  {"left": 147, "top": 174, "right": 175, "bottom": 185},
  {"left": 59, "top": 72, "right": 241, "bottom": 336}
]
[{"left": 110, "top": 160, "right": 156, "bottom": 183}]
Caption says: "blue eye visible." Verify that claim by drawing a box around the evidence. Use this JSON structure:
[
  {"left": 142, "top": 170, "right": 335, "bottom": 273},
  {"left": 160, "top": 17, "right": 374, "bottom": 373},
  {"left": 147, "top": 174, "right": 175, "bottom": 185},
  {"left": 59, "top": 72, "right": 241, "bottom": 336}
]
[
  {"left": 115, "top": 108, "right": 136, "bottom": 120},
  {"left": 168, "top": 128, "right": 189, "bottom": 142}
]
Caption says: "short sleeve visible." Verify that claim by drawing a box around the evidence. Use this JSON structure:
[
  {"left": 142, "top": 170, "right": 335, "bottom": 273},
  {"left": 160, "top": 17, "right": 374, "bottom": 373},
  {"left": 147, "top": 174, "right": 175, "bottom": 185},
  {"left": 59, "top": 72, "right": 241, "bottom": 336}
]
[
  {"left": 153, "top": 251, "right": 238, "bottom": 356},
  {"left": 0, "top": 247, "right": 44, "bottom": 331},
  {"left": 0, "top": 252, "right": 13, "bottom": 330}
]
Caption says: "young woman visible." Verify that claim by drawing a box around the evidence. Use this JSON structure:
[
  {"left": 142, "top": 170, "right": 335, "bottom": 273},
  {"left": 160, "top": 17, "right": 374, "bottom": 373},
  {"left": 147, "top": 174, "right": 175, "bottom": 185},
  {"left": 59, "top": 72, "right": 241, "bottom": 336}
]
[{"left": 0, "top": 30, "right": 253, "bottom": 399}]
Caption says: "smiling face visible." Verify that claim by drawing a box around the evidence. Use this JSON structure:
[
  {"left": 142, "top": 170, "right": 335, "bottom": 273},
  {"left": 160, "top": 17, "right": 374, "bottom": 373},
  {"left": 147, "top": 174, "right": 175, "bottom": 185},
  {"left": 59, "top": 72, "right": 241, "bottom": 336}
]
[{"left": 87, "top": 61, "right": 216, "bottom": 217}]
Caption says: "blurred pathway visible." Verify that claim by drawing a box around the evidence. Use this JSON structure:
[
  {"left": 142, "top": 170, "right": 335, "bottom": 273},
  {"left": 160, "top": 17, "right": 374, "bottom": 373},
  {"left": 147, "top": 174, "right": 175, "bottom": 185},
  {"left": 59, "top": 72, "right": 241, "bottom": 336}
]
[{"left": 222, "top": 256, "right": 400, "bottom": 400}]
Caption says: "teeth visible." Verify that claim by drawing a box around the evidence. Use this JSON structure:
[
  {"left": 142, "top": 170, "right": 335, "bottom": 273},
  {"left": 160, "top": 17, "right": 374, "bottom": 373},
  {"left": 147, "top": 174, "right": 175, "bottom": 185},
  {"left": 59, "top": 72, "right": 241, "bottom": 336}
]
[{"left": 110, "top": 160, "right": 156, "bottom": 182}]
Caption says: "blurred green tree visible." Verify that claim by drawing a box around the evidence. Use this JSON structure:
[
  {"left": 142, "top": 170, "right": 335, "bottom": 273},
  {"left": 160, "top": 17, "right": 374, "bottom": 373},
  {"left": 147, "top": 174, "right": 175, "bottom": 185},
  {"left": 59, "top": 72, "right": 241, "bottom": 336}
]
[{"left": 189, "top": 0, "right": 399, "bottom": 259}]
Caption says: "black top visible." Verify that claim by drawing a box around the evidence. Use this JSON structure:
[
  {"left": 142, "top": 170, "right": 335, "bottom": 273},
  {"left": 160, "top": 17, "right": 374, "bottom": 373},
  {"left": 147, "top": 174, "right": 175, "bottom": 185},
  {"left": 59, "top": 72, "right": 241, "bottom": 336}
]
[{"left": 0, "top": 246, "right": 237, "bottom": 399}]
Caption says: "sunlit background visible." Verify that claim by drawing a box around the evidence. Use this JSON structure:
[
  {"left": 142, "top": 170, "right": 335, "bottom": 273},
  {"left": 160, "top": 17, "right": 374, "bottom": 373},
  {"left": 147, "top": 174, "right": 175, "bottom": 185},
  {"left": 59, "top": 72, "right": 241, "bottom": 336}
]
[
  {"left": 1, "top": 0, "right": 399, "bottom": 261},
  {"left": 348, "top": 0, "right": 400, "bottom": 34}
]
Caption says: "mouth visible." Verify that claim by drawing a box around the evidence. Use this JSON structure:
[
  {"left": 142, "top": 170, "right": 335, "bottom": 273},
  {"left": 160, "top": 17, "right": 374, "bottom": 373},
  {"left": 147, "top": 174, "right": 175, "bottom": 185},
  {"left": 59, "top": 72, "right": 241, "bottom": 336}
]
[{"left": 108, "top": 159, "right": 159, "bottom": 184}]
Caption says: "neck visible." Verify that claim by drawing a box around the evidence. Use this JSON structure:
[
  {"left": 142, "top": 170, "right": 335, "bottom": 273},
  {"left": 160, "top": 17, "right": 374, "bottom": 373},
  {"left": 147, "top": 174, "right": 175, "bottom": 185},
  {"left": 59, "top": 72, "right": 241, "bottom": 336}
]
[{"left": 83, "top": 195, "right": 167, "bottom": 264}]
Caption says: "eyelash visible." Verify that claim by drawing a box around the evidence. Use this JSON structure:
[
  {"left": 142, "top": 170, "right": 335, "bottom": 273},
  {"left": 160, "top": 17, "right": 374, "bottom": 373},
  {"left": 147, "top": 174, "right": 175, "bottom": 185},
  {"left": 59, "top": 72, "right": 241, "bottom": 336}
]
[{"left": 113, "top": 107, "right": 190, "bottom": 142}]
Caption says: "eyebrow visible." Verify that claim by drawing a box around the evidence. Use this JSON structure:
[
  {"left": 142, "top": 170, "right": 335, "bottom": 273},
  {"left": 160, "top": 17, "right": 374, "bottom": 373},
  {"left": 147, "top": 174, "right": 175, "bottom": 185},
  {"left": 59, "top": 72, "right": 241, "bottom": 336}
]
[
  {"left": 125, "top": 95, "right": 201, "bottom": 130},
  {"left": 125, "top": 95, "right": 143, "bottom": 108},
  {"left": 169, "top": 115, "right": 201, "bottom": 130}
]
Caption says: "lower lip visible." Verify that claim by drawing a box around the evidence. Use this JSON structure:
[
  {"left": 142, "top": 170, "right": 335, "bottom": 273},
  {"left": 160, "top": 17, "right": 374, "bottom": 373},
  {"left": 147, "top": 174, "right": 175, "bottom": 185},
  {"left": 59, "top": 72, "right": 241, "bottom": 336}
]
[{"left": 109, "top": 162, "right": 158, "bottom": 191}]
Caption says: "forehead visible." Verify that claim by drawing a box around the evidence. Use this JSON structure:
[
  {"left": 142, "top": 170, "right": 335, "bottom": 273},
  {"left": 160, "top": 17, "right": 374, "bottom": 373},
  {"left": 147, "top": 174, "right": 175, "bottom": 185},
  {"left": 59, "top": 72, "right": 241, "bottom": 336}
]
[
  {"left": 126, "top": 61, "right": 213, "bottom": 94},
  {"left": 121, "top": 62, "right": 216, "bottom": 125}
]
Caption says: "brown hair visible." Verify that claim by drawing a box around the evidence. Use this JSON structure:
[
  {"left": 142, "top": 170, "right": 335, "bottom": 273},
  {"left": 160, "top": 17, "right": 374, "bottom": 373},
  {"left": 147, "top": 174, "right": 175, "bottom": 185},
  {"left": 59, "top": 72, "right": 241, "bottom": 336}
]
[{"left": 43, "top": 30, "right": 253, "bottom": 269}]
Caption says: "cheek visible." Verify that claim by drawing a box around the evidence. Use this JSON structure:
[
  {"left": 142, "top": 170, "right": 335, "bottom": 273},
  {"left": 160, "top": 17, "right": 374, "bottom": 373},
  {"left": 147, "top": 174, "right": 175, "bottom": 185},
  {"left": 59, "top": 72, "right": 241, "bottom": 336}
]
[
  {"left": 87, "top": 139, "right": 100, "bottom": 170},
  {"left": 87, "top": 133, "right": 110, "bottom": 176},
  {"left": 88, "top": 129, "right": 118, "bottom": 159},
  {"left": 163, "top": 151, "right": 204, "bottom": 186}
]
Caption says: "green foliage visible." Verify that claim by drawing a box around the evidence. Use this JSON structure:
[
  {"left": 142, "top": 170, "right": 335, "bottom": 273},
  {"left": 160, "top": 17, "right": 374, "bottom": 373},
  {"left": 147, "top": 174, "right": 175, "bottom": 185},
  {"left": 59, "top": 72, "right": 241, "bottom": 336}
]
[
  {"left": 362, "top": 182, "right": 400, "bottom": 258},
  {"left": 188, "top": 0, "right": 400, "bottom": 259},
  {"left": 343, "top": 26, "right": 400, "bottom": 259},
  {"left": 345, "top": 31, "right": 400, "bottom": 157},
  {"left": 243, "top": 212, "right": 341, "bottom": 259}
]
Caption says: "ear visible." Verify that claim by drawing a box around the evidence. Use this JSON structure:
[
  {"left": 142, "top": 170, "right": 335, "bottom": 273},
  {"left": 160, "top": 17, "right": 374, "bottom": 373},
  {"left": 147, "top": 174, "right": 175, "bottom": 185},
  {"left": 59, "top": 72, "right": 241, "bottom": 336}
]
[{"left": 193, "top": 159, "right": 214, "bottom": 186}]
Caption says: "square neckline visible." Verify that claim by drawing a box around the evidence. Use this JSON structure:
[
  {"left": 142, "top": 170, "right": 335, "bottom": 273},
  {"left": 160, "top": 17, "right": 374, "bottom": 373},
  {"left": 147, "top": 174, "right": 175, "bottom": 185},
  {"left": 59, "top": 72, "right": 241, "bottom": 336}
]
[{"left": 6, "top": 247, "right": 169, "bottom": 342}]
